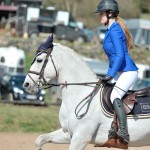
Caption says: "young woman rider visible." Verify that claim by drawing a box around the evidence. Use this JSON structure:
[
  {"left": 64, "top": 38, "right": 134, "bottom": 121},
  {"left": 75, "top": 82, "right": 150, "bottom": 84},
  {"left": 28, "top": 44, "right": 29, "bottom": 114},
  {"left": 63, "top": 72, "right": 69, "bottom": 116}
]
[{"left": 95, "top": 0, "right": 138, "bottom": 144}]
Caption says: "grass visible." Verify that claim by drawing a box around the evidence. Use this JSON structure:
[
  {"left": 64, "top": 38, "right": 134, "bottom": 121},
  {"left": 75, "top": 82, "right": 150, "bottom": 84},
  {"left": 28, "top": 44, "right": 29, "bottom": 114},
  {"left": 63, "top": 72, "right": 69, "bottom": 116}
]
[
  {"left": 0, "top": 103, "right": 60, "bottom": 133},
  {"left": 140, "top": 13, "right": 150, "bottom": 19},
  {"left": 25, "top": 50, "right": 36, "bottom": 73}
]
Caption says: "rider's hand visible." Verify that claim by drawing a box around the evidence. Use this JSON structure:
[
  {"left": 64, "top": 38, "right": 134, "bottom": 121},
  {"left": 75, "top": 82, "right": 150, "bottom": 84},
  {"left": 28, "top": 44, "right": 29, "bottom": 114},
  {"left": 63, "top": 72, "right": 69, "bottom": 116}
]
[{"left": 101, "top": 75, "right": 112, "bottom": 83}]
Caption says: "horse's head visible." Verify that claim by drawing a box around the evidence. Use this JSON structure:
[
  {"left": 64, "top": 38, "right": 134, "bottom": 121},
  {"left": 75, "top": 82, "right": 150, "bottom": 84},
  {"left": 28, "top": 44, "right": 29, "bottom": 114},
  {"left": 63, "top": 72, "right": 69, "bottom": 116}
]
[{"left": 23, "top": 35, "right": 58, "bottom": 93}]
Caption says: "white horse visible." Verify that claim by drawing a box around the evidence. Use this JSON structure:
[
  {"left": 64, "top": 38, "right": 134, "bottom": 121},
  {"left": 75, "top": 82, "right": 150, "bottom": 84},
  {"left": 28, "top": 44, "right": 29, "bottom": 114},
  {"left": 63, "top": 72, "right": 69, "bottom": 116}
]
[{"left": 23, "top": 36, "right": 150, "bottom": 150}]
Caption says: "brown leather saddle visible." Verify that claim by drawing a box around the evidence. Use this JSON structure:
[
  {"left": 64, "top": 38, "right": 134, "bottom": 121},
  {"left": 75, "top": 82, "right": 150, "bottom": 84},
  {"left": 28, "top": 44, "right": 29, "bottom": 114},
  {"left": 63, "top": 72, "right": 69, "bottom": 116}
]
[{"left": 101, "top": 83, "right": 150, "bottom": 116}]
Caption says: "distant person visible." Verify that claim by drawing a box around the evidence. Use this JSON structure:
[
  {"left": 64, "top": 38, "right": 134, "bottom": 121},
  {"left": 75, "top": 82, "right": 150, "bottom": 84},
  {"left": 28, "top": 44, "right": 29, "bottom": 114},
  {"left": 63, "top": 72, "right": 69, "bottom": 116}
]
[{"left": 95, "top": 0, "right": 138, "bottom": 144}]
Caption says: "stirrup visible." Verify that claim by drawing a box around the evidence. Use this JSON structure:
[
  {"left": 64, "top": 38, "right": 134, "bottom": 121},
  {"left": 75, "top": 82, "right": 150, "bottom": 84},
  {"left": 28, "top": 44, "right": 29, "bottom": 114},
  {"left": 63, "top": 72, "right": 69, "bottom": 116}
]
[{"left": 108, "top": 129, "right": 117, "bottom": 139}]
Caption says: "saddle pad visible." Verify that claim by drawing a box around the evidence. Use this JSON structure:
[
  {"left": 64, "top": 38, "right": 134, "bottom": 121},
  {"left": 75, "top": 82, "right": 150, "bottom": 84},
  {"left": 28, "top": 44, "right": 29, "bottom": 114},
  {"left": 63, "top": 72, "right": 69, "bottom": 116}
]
[
  {"left": 100, "top": 84, "right": 150, "bottom": 119},
  {"left": 130, "top": 96, "right": 150, "bottom": 115}
]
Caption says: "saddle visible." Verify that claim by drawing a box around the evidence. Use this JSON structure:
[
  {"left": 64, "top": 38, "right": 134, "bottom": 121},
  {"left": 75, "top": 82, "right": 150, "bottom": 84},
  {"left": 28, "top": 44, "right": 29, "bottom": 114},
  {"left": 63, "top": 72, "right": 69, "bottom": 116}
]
[{"left": 101, "top": 83, "right": 150, "bottom": 116}]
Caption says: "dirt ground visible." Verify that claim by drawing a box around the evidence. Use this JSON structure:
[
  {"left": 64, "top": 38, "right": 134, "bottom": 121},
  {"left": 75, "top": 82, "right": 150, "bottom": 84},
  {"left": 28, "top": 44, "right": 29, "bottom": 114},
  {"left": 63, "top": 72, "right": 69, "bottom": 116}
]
[{"left": 0, "top": 133, "right": 150, "bottom": 150}]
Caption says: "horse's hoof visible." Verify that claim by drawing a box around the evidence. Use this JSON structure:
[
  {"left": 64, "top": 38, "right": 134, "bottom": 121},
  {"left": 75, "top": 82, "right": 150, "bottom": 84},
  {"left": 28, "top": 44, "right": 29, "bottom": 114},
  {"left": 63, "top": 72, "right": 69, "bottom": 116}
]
[{"left": 35, "top": 148, "right": 42, "bottom": 150}]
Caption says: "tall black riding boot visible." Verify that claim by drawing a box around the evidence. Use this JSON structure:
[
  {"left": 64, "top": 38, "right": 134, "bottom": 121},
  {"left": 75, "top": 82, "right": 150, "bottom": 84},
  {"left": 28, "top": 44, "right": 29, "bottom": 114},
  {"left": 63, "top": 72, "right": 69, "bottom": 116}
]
[{"left": 113, "top": 98, "right": 130, "bottom": 144}]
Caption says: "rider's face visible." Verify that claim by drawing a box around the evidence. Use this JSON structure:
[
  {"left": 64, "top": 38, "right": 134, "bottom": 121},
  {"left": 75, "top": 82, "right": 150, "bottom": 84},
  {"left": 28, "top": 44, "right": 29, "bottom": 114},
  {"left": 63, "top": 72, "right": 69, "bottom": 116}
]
[{"left": 99, "top": 12, "right": 107, "bottom": 24}]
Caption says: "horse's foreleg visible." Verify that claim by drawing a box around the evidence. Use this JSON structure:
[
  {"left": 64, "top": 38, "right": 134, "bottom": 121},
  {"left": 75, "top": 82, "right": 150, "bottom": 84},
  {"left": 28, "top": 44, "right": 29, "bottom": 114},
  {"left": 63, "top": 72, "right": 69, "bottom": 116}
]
[
  {"left": 68, "top": 123, "right": 101, "bottom": 150},
  {"left": 69, "top": 132, "right": 91, "bottom": 150},
  {"left": 35, "top": 128, "right": 71, "bottom": 150}
]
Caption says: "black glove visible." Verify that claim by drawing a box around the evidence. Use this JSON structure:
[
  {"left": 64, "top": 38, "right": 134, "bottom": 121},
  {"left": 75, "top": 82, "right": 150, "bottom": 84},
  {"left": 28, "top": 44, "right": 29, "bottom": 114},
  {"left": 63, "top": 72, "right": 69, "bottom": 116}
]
[{"left": 101, "top": 75, "right": 112, "bottom": 83}]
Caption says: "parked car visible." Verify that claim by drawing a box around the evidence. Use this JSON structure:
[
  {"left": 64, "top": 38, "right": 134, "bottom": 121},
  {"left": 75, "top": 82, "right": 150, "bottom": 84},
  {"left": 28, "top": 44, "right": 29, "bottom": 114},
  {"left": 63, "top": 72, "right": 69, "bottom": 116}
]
[
  {"left": 96, "top": 26, "right": 106, "bottom": 42},
  {"left": 0, "top": 74, "right": 46, "bottom": 104},
  {"left": 83, "top": 57, "right": 108, "bottom": 77},
  {"left": 83, "top": 28, "right": 95, "bottom": 42},
  {"left": 54, "top": 24, "right": 88, "bottom": 42},
  {"left": 132, "top": 78, "right": 150, "bottom": 90}
]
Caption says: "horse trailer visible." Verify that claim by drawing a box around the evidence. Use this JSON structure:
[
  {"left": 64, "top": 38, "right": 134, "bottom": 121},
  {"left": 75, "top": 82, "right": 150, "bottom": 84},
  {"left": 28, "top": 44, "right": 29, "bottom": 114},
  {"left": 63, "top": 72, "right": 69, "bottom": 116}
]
[
  {"left": 126, "top": 19, "right": 150, "bottom": 50},
  {"left": 0, "top": 46, "right": 25, "bottom": 77}
]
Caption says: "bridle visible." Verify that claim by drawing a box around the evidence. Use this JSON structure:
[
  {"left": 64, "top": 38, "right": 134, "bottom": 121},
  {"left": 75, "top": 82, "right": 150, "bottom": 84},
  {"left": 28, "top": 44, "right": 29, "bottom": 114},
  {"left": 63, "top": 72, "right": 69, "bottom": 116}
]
[{"left": 27, "top": 47, "right": 58, "bottom": 89}]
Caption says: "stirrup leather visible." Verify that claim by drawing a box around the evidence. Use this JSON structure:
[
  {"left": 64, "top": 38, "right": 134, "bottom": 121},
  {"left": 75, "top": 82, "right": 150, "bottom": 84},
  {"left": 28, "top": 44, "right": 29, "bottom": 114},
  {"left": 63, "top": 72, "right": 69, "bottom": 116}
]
[{"left": 108, "top": 121, "right": 118, "bottom": 139}]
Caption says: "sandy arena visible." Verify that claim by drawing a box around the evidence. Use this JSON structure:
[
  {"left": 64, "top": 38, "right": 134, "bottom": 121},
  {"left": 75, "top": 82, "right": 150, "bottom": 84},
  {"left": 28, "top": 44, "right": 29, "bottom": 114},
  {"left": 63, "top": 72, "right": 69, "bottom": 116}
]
[{"left": 0, "top": 132, "right": 150, "bottom": 150}]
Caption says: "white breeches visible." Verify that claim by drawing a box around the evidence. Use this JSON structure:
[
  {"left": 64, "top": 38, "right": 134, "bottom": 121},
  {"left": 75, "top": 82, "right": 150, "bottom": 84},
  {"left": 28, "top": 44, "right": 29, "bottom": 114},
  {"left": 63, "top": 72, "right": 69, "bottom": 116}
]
[{"left": 110, "top": 71, "right": 138, "bottom": 103}]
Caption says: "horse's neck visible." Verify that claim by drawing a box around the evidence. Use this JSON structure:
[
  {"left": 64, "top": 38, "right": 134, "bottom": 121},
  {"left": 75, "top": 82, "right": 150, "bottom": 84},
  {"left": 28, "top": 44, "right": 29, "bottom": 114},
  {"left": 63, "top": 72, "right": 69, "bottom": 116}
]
[
  {"left": 54, "top": 44, "right": 98, "bottom": 106},
  {"left": 55, "top": 44, "right": 97, "bottom": 84}
]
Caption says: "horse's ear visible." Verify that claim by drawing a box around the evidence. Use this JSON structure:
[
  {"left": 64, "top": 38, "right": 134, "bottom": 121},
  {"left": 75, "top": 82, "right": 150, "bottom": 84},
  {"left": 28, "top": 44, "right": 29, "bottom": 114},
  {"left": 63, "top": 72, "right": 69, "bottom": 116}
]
[
  {"left": 50, "top": 34, "right": 53, "bottom": 42},
  {"left": 47, "top": 34, "right": 53, "bottom": 44},
  {"left": 38, "top": 34, "right": 53, "bottom": 50}
]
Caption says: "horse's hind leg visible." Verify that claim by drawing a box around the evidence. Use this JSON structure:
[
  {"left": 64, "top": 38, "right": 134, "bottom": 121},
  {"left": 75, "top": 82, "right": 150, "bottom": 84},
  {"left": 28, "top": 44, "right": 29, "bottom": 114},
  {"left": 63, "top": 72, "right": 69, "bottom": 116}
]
[{"left": 35, "top": 128, "right": 71, "bottom": 150}]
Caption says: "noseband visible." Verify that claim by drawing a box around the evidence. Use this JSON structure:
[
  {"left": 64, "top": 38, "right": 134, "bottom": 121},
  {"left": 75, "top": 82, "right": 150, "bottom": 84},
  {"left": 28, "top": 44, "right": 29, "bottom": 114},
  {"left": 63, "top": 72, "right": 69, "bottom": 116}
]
[{"left": 27, "top": 47, "right": 58, "bottom": 88}]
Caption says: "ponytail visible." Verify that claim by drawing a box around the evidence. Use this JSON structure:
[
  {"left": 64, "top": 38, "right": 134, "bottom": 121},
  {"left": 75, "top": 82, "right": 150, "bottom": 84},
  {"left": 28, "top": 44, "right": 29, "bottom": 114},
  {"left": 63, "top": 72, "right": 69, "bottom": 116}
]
[{"left": 116, "top": 16, "right": 135, "bottom": 49}]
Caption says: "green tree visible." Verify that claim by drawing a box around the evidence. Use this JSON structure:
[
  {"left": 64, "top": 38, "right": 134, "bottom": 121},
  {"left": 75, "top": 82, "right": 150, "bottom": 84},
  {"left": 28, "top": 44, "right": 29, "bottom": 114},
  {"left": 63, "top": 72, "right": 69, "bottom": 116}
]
[
  {"left": 138, "top": 0, "right": 150, "bottom": 13},
  {"left": 5, "top": 0, "right": 11, "bottom": 5}
]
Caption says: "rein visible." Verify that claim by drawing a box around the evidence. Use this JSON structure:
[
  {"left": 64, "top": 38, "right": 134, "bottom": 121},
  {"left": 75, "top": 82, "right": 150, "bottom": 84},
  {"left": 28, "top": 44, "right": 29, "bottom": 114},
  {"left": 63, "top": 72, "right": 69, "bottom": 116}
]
[
  {"left": 42, "top": 80, "right": 103, "bottom": 89},
  {"left": 75, "top": 80, "right": 103, "bottom": 119}
]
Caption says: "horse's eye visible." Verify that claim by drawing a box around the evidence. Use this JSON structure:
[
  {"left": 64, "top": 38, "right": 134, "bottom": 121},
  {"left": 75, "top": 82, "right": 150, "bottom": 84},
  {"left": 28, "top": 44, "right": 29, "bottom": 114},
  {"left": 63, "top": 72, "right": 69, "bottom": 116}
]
[{"left": 37, "top": 59, "right": 43, "bottom": 63}]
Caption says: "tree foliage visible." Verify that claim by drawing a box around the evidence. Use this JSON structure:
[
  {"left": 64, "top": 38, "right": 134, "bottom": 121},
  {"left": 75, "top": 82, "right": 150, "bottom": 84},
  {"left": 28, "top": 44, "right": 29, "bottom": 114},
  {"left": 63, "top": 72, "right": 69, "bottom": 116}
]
[{"left": 138, "top": 0, "right": 150, "bottom": 13}]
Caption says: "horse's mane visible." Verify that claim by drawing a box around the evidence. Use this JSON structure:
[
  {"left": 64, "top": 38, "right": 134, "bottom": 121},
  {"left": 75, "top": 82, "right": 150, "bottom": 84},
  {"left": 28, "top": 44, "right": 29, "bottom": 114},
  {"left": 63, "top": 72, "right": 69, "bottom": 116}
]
[
  {"left": 54, "top": 43, "right": 82, "bottom": 60},
  {"left": 54, "top": 43, "right": 97, "bottom": 78}
]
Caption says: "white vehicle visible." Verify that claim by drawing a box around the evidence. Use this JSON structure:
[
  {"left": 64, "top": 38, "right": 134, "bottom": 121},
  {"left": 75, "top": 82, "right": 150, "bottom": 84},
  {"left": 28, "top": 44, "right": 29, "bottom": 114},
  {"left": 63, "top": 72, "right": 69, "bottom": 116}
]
[
  {"left": 126, "top": 19, "right": 150, "bottom": 49},
  {"left": 137, "top": 64, "right": 150, "bottom": 79},
  {"left": 83, "top": 57, "right": 108, "bottom": 77},
  {"left": 0, "top": 46, "right": 25, "bottom": 77},
  {"left": 84, "top": 58, "right": 150, "bottom": 79},
  {"left": 96, "top": 26, "right": 106, "bottom": 42}
]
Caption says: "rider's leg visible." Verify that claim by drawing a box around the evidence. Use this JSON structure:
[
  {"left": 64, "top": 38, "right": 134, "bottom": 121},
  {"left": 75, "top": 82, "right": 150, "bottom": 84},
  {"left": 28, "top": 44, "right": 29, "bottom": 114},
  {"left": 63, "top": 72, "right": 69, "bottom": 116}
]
[
  {"left": 108, "top": 71, "right": 138, "bottom": 142},
  {"left": 113, "top": 98, "right": 129, "bottom": 143},
  {"left": 108, "top": 115, "right": 118, "bottom": 139}
]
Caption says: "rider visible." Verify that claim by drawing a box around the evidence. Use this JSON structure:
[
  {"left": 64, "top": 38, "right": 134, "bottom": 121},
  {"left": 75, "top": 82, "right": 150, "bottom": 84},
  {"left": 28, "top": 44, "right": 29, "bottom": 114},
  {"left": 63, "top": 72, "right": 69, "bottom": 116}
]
[{"left": 95, "top": 0, "right": 138, "bottom": 144}]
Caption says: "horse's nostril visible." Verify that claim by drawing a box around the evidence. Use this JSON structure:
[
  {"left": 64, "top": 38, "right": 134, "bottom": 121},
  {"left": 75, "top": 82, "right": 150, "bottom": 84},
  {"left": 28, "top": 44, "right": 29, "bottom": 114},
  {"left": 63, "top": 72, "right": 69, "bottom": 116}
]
[{"left": 24, "top": 82, "right": 29, "bottom": 87}]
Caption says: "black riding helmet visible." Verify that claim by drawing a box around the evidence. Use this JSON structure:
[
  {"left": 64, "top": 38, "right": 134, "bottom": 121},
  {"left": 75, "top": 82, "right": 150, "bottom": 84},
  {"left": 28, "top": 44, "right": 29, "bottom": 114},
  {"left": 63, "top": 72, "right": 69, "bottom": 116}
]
[
  {"left": 95, "top": 0, "right": 119, "bottom": 25},
  {"left": 95, "top": 0, "right": 119, "bottom": 14}
]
